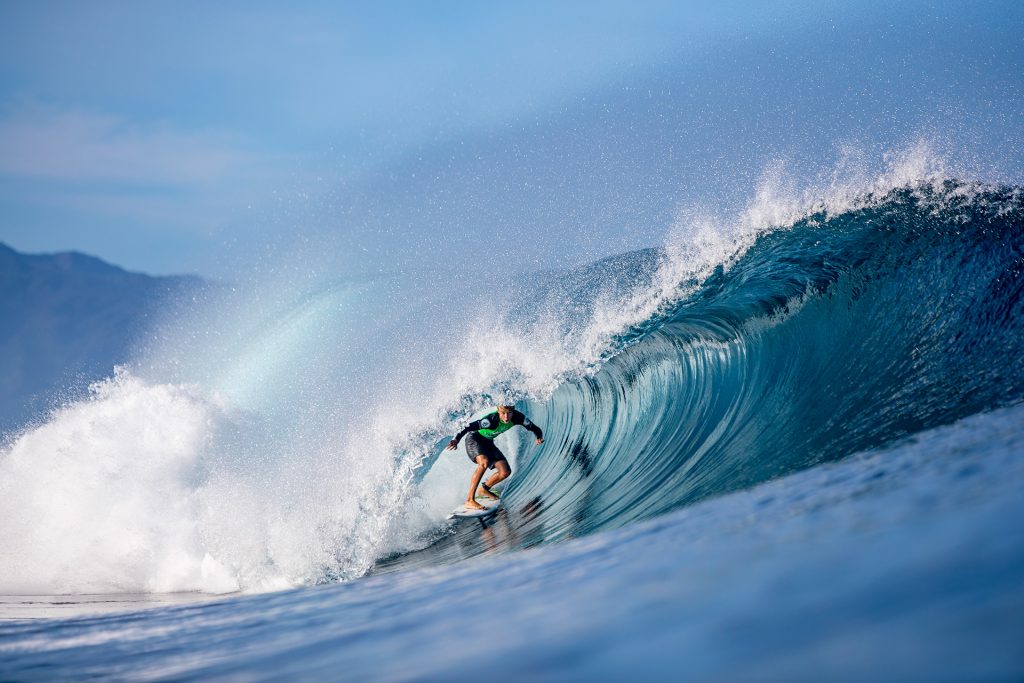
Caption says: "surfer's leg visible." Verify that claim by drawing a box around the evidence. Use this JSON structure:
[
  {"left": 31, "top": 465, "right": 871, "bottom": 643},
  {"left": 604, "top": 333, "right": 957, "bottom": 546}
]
[
  {"left": 477, "top": 480, "right": 500, "bottom": 499},
  {"left": 466, "top": 456, "right": 488, "bottom": 510},
  {"left": 484, "top": 458, "right": 511, "bottom": 491},
  {"left": 478, "top": 442, "right": 507, "bottom": 498}
]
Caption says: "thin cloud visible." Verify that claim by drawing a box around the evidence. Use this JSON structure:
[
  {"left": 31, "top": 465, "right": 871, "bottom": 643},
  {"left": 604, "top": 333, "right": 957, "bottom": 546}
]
[{"left": 0, "top": 102, "right": 252, "bottom": 187}]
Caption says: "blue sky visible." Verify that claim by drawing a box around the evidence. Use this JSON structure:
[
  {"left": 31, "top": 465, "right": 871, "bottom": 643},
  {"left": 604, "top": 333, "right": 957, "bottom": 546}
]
[{"left": 1, "top": 1, "right": 1022, "bottom": 277}]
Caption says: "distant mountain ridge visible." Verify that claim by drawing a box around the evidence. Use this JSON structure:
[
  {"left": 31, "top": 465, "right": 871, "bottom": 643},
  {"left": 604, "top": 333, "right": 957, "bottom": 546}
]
[{"left": 0, "top": 242, "right": 208, "bottom": 436}]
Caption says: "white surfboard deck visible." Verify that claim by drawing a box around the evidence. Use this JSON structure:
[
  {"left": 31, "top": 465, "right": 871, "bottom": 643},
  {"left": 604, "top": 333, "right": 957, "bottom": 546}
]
[{"left": 447, "top": 497, "right": 503, "bottom": 519}]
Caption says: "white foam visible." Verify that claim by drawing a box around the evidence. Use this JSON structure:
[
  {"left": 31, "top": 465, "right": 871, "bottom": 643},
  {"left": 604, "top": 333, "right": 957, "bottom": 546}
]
[
  {"left": 0, "top": 369, "right": 241, "bottom": 594},
  {"left": 0, "top": 363, "right": 416, "bottom": 594}
]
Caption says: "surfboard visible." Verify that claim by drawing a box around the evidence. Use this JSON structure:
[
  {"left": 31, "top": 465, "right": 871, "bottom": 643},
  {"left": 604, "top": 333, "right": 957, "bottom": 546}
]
[{"left": 447, "top": 497, "right": 502, "bottom": 519}]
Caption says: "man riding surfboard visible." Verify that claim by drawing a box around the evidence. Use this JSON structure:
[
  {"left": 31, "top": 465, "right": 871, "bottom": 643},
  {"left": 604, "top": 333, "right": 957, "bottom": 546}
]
[{"left": 447, "top": 404, "right": 544, "bottom": 510}]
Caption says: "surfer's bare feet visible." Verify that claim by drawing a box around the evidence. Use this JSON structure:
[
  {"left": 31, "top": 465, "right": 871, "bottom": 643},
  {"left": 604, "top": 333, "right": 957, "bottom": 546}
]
[
  {"left": 477, "top": 485, "right": 499, "bottom": 500},
  {"left": 465, "top": 499, "right": 485, "bottom": 510}
]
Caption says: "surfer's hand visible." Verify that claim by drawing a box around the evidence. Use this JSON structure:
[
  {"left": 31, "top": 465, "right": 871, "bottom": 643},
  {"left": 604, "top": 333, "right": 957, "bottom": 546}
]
[
  {"left": 536, "top": 438, "right": 544, "bottom": 445},
  {"left": 446, "top": 440, "right": 458, "bottom": 451}
]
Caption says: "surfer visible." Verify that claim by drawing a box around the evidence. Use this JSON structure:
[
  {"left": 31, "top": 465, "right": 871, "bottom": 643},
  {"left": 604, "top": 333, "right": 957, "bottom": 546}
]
[{"left": 447, "top": 405, "right": 544, "bottom": 511}]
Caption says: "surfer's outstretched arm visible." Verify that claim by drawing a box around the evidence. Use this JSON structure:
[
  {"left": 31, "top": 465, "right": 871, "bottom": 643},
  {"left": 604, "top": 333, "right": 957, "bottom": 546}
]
[
  {"left": 447, "top": 418, "right": 485, "bottom": 450},
  {"left": 512, "top": 409, "right": 544, "bottom": 445}
]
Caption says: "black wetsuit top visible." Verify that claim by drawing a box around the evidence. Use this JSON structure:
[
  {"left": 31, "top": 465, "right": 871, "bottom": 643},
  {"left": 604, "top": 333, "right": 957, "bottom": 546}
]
[{"left": 451, "top": 409, "right": 543, "bottom": 446}]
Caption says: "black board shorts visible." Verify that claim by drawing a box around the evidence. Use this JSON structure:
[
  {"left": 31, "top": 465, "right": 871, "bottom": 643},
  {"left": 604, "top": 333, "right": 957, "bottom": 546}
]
[{"left": 464, "top": 432, "right": 507, "bottom": 468}]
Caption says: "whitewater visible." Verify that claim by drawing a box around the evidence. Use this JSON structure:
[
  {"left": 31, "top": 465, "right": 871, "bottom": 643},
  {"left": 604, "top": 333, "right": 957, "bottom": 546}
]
[{"left": 2, "top": 148, "right": 1023, "bottom": 680}]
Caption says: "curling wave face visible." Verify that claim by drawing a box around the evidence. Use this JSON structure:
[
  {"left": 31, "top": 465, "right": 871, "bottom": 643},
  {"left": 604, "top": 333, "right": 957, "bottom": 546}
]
[{"left": 385, "top": 181, "right": 1024, "bottom": 570}]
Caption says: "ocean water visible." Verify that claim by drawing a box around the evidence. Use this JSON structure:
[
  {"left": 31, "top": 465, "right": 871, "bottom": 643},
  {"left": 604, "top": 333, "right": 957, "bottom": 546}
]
[{"left": 1, "top": 160, "right": 1023, "bottom": 679}]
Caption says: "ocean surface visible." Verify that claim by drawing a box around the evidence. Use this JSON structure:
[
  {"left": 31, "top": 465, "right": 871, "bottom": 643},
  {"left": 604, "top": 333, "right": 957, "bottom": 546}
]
[{"left": 2, "top": 172, "right": 1023, "bottom": 680}]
